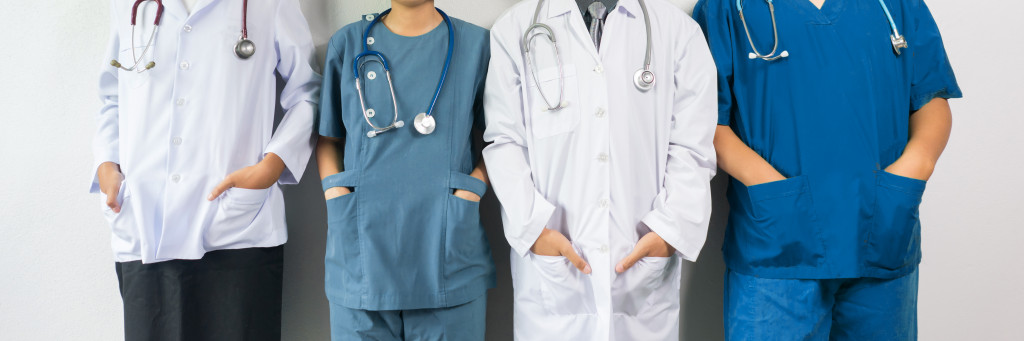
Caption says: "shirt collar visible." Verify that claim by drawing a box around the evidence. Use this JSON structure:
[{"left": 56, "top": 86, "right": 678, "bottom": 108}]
[{"left": 548, "top": 0, "right": 640, "bottom": 19}]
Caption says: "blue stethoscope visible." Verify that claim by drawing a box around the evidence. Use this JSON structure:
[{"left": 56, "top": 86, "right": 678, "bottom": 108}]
[
  {"left": 738, "top": 0, "right": 908, "bottom": 61},
  {"left": 354, "top": 8, "right": 454, "bottom": 138}
]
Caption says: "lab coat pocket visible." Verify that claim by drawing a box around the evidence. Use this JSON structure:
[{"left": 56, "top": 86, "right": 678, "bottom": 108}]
[
  {"left": 115, "top": 47, "right": 151, "bottom": 88},
  {"left": 613, "top": 256, "right": 676, "bottom": 316},
  {"left": 744, "top": 175, "right": 825, "bottom": 268},
  {"left": 206, "top": 187, "right": 270, "bottom": 246},
  {"left": 530, "top": 252, "right": 597, "bottom": 315},
  {"left": 868, "top": 171, "right": 926, "bottom": 270},
  {"left": 101, "top": 180, "right": 138, "bottom": 256},
  {"left": 527, "top": 66, "right": 580, "bottom": 139}
]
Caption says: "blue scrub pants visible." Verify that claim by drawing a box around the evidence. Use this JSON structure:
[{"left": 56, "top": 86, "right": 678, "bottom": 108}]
[
  {"left": 725, "top": 269, "right": 919, "bottom": 341},
  {"left": 330, "top": 295, "right": 486, "bottom": 341}
]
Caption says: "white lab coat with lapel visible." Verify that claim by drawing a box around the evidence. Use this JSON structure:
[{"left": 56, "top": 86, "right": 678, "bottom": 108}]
[
  {"left": 483, "top": 0, "right": 717, "bottom": 339},
  {"left": 92, "top": 0, "right": 320, "bottom": 263}
]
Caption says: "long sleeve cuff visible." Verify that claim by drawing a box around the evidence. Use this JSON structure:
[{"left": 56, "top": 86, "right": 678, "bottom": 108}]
[
  {"left": 641, "top": 209, "right": 706, "bottom": 263},
  {"left": 506, "top": 192, "right": 557, "bottom": 258},
  {"left": 264, "top": 101, "right": 317, "bottom": 185}
]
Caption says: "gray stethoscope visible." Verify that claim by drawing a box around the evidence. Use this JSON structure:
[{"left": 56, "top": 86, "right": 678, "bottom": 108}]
[
  {"left": 738, "top": 0, "right": 908, "bottom": 61},
  {"left": 522, "top": 0, "right": 656, "bottom": 112},
  {"left": 354, "top": 8, "right": 454, "bottom": 138},
  {"left": 111, "top": 0, "right": 256, "bottom": 72}
]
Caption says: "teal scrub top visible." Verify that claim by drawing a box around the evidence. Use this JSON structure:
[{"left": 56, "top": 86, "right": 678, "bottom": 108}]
[
  {"left": 318, "top": 13, "right": 495, "bottom": 310},
  {"left": 693, "top": 0, "right": 961, "bottom": 279}
]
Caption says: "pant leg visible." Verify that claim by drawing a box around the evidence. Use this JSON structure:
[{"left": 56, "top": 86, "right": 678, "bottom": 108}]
[
  {"left": 116, "top": 259, "right": 188, "bottom": 341},
  {"left": 329, "top": 302, "right": 403, "bottom": 341},
  {"left": 189, "top": 245, "right": 285, "bottom": 341},
  {"left": 725, "top": 270, "right": 836, "bottom": 341},
  {"left": 402, "top": 295, "right": 488, "bottom": 341},
  {"left": 830, "top": 269, "right": 919, "bottom": 341}
]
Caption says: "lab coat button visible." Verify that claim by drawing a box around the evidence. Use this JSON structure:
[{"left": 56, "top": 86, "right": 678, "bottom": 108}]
[
  {"left": 597, "top": 153, "right": 609, "bottom": 162},
  {"left": 176, "top": 98, "right": 186, "bottom": 106},
  {"left": 599, "top": 198, "right": 609, "bottom": 208},
  {"left": 596, "top": 108, "right": 606, "bottom": 117},
  {"left": 183, "top": 25, "right": 192, "bottom": 33},
  {"left": 594, "top": 65, "right": 604, "bottom": 74},
  {"left": 598, "top": 245, "right": 609, "bottom": 253},
  {"left": 180, "top": 61, "right": 190, "bottom": 70},
  {"left": 172, "top": 137, "right": 182, "bottom": 145},
  {"left": 170, "top": 174, "right": 181, "bottom": 183}
]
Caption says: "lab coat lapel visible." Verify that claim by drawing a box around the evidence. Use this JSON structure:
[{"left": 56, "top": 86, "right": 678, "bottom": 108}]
[
  {"left": 159, "top": 0, "right": 188, "bottom": 20},
  {"left": 549, "top": 0, "right": 601, "bottom": 64}
]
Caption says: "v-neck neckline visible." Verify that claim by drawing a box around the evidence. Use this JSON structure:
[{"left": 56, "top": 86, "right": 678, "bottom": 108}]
[{"left": 792, "top": 0, "right": 844, "bottom": 25}]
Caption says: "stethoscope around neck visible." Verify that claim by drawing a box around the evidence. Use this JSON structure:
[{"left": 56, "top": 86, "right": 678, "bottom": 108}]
[
  {"left": 737, "top": 0, "right": 908, "bottom": 61},
  {"left": 354, "top": 8, "right": 455, "bottom": 138},
  {"left": 110, "top": 0, "right": 256, "bottom": 73},
  {"left": 522, "top": 0, "right": 656, "bottom": 112}
]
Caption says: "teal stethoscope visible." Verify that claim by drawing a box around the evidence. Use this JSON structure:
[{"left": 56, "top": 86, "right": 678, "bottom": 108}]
[
  {"left": 738, "top": 0, "right": 908, "bottom": 61},
  {"left": 354, "top": 8, "right": 454, "bottom": 138}
]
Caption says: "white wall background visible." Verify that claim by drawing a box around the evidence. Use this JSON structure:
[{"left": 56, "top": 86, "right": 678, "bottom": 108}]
[{"left": 0, "top": 0, "right": 1019, "bottom": 340}]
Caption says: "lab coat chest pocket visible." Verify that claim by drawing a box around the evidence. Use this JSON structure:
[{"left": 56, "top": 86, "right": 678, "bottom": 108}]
[
  {"left": 743, "top": 175, "right": 826, "bottom": 268},
  {"left": 529, "top": 252, "right": 597, "bottom": 315},
  {"left": 526, "top": 65, "right": 580, "bottom": 139},
  {"left": 206, "top": 187, "right": 271, "bottom": 246},
  {"left": 116, "top": 47, "right": 151, "bottom": 88},
  {"left": 868, "top": 171, "right": 926, "bottom": 270}
]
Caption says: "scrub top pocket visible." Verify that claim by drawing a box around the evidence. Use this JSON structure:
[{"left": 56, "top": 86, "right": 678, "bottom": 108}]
[
  {"left": 527, "top": 65, "right": 580, "bottom": 139},
  {"left": 530, "top": 252, "right": 597, "bottom": 316},
  {"left": 206, "top": 187, "right": 270, "bottom": 247},
  {"left": 742, "top": 175, "right": 825, "bottom": 268},
  {"left": 867, "top": 171, "right": 926, "bottom": 271}
]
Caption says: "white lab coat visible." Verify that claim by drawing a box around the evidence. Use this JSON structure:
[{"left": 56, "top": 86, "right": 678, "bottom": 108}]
[
  {"left": 482, "top": 0, "right": 718, "bottom": 339},
  {"left": 91, "top": 0, "right": 320, "bottom": 263}
]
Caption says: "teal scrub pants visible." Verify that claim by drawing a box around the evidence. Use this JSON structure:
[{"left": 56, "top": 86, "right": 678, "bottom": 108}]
[
  {"left": 330, "top": 295, "right": 486, "bottom": 341},
  {"left": 725, "top": 269, "right": 919, "bottom": 341}
]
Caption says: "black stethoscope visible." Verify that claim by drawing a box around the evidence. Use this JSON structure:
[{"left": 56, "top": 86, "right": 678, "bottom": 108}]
[{"left": 111, "top": 0, "right": 255, "bottom": 73}]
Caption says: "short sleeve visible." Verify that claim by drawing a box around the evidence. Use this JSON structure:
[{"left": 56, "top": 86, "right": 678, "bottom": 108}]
[
  {"left": 692, "top": 0, "right": 736, "bottom": 126},
  {"left": 907, "top": 0, "right": 962, "bottom": 111},
  {"left": 319, "top": 37, "right": 347, "bottom": 139}
]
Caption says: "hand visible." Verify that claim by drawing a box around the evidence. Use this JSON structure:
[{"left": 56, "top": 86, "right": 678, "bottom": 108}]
[
  {"left": 325, "top": 186, "right": 352, "bottom": 200},
  {"left": 885, "top": 154, "right": 934, "bottom": 181},
  {"left": 208, "top": 153, "right": 286, "bottom": 201},
  {"left": 746, "top": 168, "right": 787, "bottom": 187},
  {"left": 453, "top": 189, "right": 481, "bottom": 202},
  {"left": 97, "top": 162, "right": 124, "bottom": 213},
  {"left": 531, "top": 228, "right": 591, "bottom": 274},
  {"left": 616, "top": 232, "right": 675, "bottom": 273}
]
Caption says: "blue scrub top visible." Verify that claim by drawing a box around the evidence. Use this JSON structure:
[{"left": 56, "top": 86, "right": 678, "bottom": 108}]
[
  {"left": 318, "top": 13, "right": 495, "bottom": 310},
  {"left": 693, "top": 0, "right": 961, "bottom": 279}
]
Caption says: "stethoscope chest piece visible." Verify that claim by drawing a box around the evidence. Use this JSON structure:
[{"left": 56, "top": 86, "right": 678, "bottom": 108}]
[
  {"left": 234, "top": 38, "right": 256, "bottom": 59},
  {"left": 414, "top": 113, "right": 436, "bottom": 135},
  {"left": 634, "top": 69, "right": 656, "bottom": 92}
]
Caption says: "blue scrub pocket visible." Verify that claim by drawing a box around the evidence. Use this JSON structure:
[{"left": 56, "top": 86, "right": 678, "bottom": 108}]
[
  {"left": 444, "top": 172, "right": 489, "bottom": 262},
  {"left": 324, "top": 176, "right": 362, "bottom": 296},
  {"left": 743, "top": 175, "right": 825, "bottom": 268},
  {"left": 868, "top": 171, "right": 926, "bottom": 271}
]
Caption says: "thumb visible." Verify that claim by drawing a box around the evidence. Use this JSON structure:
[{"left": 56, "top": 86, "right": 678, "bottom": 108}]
[
  {"left": 208, "top": 177, "right": 235, "bottom": 201},
  {"left": 106, "top": 189, "right": 121, "bottom": 214},
  {"left": 561, "top": 245, "right": 591, "bottom": 274},
  {"left": 616, "top": 245, "right": 648, "bottom": 273}
]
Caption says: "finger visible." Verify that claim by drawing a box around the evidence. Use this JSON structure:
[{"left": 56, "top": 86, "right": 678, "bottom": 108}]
[
  {"left": 616, "top": 245, "right": 648, "bottom": 273},
  {"left": 106, "top": 190, "right": 121, "bottom": 214},
  {"left": 208, "top": 178, "right": 234, "bottom": 201},
  {"left": 561, "top": 246, "right": 591, "bottom": 274}
]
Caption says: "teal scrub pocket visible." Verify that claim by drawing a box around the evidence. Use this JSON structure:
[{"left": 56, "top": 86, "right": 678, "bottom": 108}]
[
  {"left": 868, "top": 171, "right": 926, "bottom": 271},
  {"left": 324, "top": 183, "right": 361, "bottom": 297},
  {"left": 743, "top": 175, "right": 824, "bottom": 268}
]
